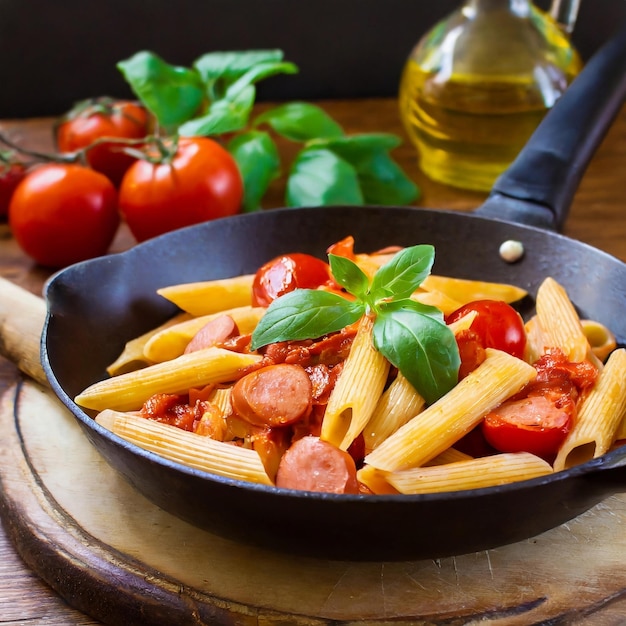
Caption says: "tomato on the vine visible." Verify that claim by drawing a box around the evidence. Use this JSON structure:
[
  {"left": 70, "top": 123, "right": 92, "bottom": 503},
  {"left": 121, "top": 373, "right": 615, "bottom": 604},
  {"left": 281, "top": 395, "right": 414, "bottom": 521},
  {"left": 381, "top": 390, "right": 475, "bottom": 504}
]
[
  {"left": 0, "top": 161, "right": 27, "bottom": 217},
  {"left": 8, "top": 163, "right": 119, "bottom": 268},
  {"left": 56, "top": 98, "right": 149, "bottom": 186},
  {"left": 118, "top": 136, "right": 243, "bottom": 242},
  {"left": 446, "top": 299, "right": 527, "bottom": 359},
  {"left": 252, "top": 253, "right": 331, "bottom": 307}
]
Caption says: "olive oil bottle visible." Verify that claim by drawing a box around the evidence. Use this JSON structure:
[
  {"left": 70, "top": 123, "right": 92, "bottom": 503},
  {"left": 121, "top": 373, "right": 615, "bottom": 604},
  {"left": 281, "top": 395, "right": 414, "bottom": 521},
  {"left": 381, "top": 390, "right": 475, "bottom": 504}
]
[{"left": 399, "top": 0, "right": 581, "bottom": 192}]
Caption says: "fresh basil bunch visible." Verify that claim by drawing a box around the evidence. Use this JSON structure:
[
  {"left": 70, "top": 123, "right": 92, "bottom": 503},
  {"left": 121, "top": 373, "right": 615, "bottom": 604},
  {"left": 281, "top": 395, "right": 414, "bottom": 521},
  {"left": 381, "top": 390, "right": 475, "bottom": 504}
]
[
  {"left": 250, "top": 245, "right": 460, "bottom": 405},
  {"left": 117, "top": 50, "right": 419, "bottom": 212}
]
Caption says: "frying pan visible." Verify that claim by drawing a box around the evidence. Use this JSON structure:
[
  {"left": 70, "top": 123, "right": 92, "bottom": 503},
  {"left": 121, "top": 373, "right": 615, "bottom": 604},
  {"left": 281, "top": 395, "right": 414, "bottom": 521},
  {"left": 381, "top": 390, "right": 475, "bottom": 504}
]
[{"left": 38, "top": 20, "right": 626, "bottom": 562}]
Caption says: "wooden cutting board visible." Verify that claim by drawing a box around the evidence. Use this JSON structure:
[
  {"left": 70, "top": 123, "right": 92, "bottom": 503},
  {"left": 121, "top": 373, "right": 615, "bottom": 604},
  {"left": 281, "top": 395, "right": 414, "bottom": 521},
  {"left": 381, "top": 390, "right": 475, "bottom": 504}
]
[{"left": 1, "top": 377, "right": 626, "bottom": 625}]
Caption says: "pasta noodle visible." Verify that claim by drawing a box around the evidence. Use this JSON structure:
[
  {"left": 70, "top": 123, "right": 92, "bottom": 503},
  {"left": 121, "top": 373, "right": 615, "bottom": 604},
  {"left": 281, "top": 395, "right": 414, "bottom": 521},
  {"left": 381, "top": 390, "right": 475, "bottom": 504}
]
[
  {"left": 378, "top": 452, "right": 553, "bottom": 495},
  {"left": 107, "top": 312, "right": 191, "bottom": 376},
  {"left": 535, "top": 277, "right": 596, "bottom": 365},
  {"left": 157, "top": 274, "right": 255, "bottom": 316},
  {"left": 553, "top": 348, "right": 626, "bottom": 470},
  {"left": 363, "top": 373, "right": 425, "bottom": 453},
  {"left": 363, "top": 313, "right": 476, "bottom": 452},
  {"left": 76, "top": 347, "right": 262, "bottom": 412},
  {"left": 321, "top": 315, "right": 390, "bottom": 450},
  {"left": 420, "top": 275, "right": 528, "bottom": 306},
  {"left": 96, "top": 409, "right": 272, "bottom": 485},
  {"left": 364, "top": 349, "right": 537, "bottom": 472}
]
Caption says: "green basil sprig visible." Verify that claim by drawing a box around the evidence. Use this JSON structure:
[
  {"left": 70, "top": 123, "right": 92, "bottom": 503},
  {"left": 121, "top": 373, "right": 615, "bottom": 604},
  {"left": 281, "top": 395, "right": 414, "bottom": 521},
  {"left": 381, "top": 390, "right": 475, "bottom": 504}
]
[
  {"left": 250, "top": 245, "right": 460, "bottom": 405},
  {"left": 117, "top": 50, "right": 419, "bottom": 212}
]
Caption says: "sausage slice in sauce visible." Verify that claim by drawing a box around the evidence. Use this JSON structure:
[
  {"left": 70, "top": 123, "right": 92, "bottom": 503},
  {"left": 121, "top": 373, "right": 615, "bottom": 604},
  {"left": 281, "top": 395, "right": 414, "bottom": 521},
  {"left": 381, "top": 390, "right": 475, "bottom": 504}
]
[
  {"left": 231, "top": 363, "right": 312, "bottom": 427},
  {"left": 276, "top": 435, "right": 360, "bottom": 494}
]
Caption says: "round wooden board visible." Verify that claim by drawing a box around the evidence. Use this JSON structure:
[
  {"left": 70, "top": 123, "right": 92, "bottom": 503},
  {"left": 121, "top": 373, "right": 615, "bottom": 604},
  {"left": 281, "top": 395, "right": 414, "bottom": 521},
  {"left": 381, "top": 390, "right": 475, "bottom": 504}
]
[{"left": 1, "top": 379, "right": 626, "bottom": 625}]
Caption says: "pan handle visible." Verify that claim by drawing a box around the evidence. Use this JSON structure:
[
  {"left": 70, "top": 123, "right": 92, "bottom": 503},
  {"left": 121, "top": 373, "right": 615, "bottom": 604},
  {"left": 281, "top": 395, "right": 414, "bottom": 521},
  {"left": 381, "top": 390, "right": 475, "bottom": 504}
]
[{"left": 474, "top": 19, "right": 626, "bottom": 231}]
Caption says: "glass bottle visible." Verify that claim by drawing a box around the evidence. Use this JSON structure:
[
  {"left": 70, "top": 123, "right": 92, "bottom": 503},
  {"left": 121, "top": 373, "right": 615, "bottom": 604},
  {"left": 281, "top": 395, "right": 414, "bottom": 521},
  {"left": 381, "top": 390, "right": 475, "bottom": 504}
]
[{"left": 398, "top": 0, "right": 582, "bottom": 192}]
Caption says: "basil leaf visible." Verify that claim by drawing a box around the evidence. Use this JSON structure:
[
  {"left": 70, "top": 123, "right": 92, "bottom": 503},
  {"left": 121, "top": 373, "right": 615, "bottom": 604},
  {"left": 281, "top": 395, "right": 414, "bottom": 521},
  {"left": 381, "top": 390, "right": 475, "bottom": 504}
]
[
  {"left": 373, "top": 308, "right": 460, "bottom": 405},
  {"left": 254, "top": 102, "right": 344, "bottom": 142},
  {"left": 178, "top": 85, "right": 256, "bottom": 136},
  {"left": 194, "top": 50, "right": 285, "bottom": 81},
  {"left": 194, "top": 50, "right": 286, "bottom": 100},
  {"left": 117, "top": 51, "right": 204, "bottom": 129},
  {"left": 224, "top": 61, "right": 298, "bottom": 102},
  {"left": 228, "top": 130, "right": 280, "bottom": 212},
  {"left": 250, "top": 290, "right": 364, "bottom": 350},
  {"left": 379, "top": 297, "right": 445, "bottom": 322},
  {"left": 286, "top": 148, "right": 363, "bottom": 207},
  {"left": 315, "top": 134, "right": 419, "bottom": 205},
  {"left": 370, "top": 244, "right": 435, "bottom": 301},
  {"left": 328, "top": 254, "right": 369, "bottom": 298}
]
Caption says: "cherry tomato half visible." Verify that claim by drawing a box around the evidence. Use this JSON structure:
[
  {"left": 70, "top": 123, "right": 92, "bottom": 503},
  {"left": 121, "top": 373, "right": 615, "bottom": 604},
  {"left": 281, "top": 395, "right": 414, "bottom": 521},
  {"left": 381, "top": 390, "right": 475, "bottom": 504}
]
[
  {"left": 8, "top": 163, "right": 119, "bottom": 268},
  {"left": 0, "top": 161, "right": 27, "bottom": 217},
  {"left": 252, "top": 253, "right": 331, "bottom": 307},
  {"left": 56, "top": 99, "right": 149, "bottom": 186},
  {"left": 446, "top": 299, "right": 526, "bottom": 359},
  {"left": 118, "top": 137, "right": 243, "bottom": 242},
  {"left": 481, "top": 395, "right": 573, "bottom": 460}
]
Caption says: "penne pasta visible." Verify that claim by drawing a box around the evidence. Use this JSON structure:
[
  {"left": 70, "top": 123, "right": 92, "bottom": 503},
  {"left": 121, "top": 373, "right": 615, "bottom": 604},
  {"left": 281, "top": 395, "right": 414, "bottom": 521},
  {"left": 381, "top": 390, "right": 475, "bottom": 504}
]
[
  {"left": 208, "top": 386, "right": 234, "bottom": 418},
  {"left": 524, "top": 315, "right": 547, "bottom": 364},
  {"left": 535, "top": 277, "right": 595, "bottom": 365},
  {"left": 75, "top": 347, "right": 262, "bottom": 412},
  {"left": 356, "top": 464, "right": 400, "bottom": 494},
  {"left": 363, "top": 373, "right": 425, "bottom": 453},
  {"left": 143, "top": 306, "right": 266, "bottom": 362},
  {"left": 411, "top": 289, "right": 463, "bottom": 315},
  {"left": 553, "top": 348, "right": 626, "bottom": 471},
  {"left": 321, "top": 315, "right": 390, "bottom": 450},
  {"left": 424, "top": 447, "right": 473, "bottom": 466},
  {"left": 107, "top": 312, "right": 192, "bottom": 376},
  {"left": 157, "top": 274, "right": 255, "bottom": 316},
  {"left": 421, "top": 275, "right": 527, "bottom": 306},
  {"left": 581, "top": 319, "right": 617, "bottom": 363},
  {"left": 96, "top": 409, "right": 272, "bottom": 485},
  {"left": 382, "top": 452, "right": 553, "bottom": 495},
  {"left": 364, "top": 349, "right": 537, "bottom": 472}
]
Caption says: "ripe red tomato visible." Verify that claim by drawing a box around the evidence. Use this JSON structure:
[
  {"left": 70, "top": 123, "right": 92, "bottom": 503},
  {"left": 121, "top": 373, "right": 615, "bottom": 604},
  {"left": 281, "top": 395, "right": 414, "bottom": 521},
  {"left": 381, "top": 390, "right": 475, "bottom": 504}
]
[
  {"left": 0, "top": 161, "right": 27, "bottom": 217},
  {"left": 56, "top": 99, "right": 149, "bottom": 186},
  {"left": 118, "top": 137, "right": 243, "bottom": 242},
  {"left": 252, "top": 253, "right": 331, "bottom": 307},
  {"left": 446, "top": 299, "right": 526, "bottom": 359},
  {"left": 481, "top": 395, "right": 573, "bottom": 460},
  {"left": 8, "top": 163, "right": 119, "bottom": 268}
]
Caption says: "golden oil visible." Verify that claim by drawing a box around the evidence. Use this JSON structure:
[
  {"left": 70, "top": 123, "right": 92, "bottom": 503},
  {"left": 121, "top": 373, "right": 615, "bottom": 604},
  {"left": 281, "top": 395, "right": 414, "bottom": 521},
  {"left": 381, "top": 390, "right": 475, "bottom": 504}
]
[{"left": 399, "top": 2, "right": 581, "bottom": 192}]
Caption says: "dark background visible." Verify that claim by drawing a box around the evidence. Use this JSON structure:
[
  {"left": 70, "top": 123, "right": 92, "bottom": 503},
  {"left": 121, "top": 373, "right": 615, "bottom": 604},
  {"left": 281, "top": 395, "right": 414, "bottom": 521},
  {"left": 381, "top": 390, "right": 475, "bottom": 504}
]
[{"left": 1, "top": 0, "right": 625, "bottom": 118}]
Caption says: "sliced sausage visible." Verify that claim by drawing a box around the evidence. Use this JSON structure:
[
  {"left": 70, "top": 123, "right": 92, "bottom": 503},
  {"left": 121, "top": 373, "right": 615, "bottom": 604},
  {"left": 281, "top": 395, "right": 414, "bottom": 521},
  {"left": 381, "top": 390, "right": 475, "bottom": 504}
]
[
  {"left": 231, "top": 363, "right": 312, "bottom": 427},
  {"left": 184, "top": 315, "right": 239, "bottom": 354},
  {"left": 275, "top": 436, "right": 360, "bottom": 494}
]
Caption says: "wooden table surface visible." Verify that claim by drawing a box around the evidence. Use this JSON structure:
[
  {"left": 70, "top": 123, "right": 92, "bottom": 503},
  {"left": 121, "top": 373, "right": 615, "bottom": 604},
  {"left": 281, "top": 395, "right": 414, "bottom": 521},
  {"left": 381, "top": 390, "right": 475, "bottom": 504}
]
[{"left": 1, "top": 98, "right": 625, "bottom": 624}]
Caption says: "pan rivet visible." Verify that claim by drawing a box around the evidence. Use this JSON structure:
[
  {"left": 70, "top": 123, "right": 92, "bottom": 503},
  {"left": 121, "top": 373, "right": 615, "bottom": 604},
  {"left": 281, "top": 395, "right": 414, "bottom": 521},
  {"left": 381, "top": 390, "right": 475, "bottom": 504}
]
[{"left": 499, "top": 240, "right": 524, "bottom": 263}]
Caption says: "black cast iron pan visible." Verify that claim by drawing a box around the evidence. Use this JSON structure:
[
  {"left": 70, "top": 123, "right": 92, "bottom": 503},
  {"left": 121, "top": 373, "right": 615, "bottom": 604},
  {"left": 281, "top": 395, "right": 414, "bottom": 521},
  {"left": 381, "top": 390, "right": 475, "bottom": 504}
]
[{"left": 41, "top": 20, "right": 626, "bottom": 561}]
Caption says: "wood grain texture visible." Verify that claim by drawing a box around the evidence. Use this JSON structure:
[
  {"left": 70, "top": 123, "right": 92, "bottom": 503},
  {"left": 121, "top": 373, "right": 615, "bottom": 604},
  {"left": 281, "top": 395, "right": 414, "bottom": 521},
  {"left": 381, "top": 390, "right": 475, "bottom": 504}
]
[{"left": 1, "top": 98, "right": 626, "bottom": 623}]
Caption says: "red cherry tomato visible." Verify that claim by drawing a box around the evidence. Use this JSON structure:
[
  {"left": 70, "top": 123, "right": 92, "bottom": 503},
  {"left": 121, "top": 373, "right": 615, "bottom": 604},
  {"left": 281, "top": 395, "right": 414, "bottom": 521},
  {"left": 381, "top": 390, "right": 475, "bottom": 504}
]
[
  {"left": 481, "top": 395, "right": 573, "bottom": 460},
  {"left": 446, "top": 299, "right": 526, "bottom": 359},
  {"left": 0, "top": 161, "right": 27, "bottom": 217},
  {"left": 118, "top": 137, "right": 243, "bottom": 242},
  {"left": 56, "top": 99, "right": 149, "bottom": 186},
  {"left": 252, "top": 253, "right": 331, "bottom": 307},
  {"left": 8, "top": 163, "right": 119, "bottom": 268}
]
